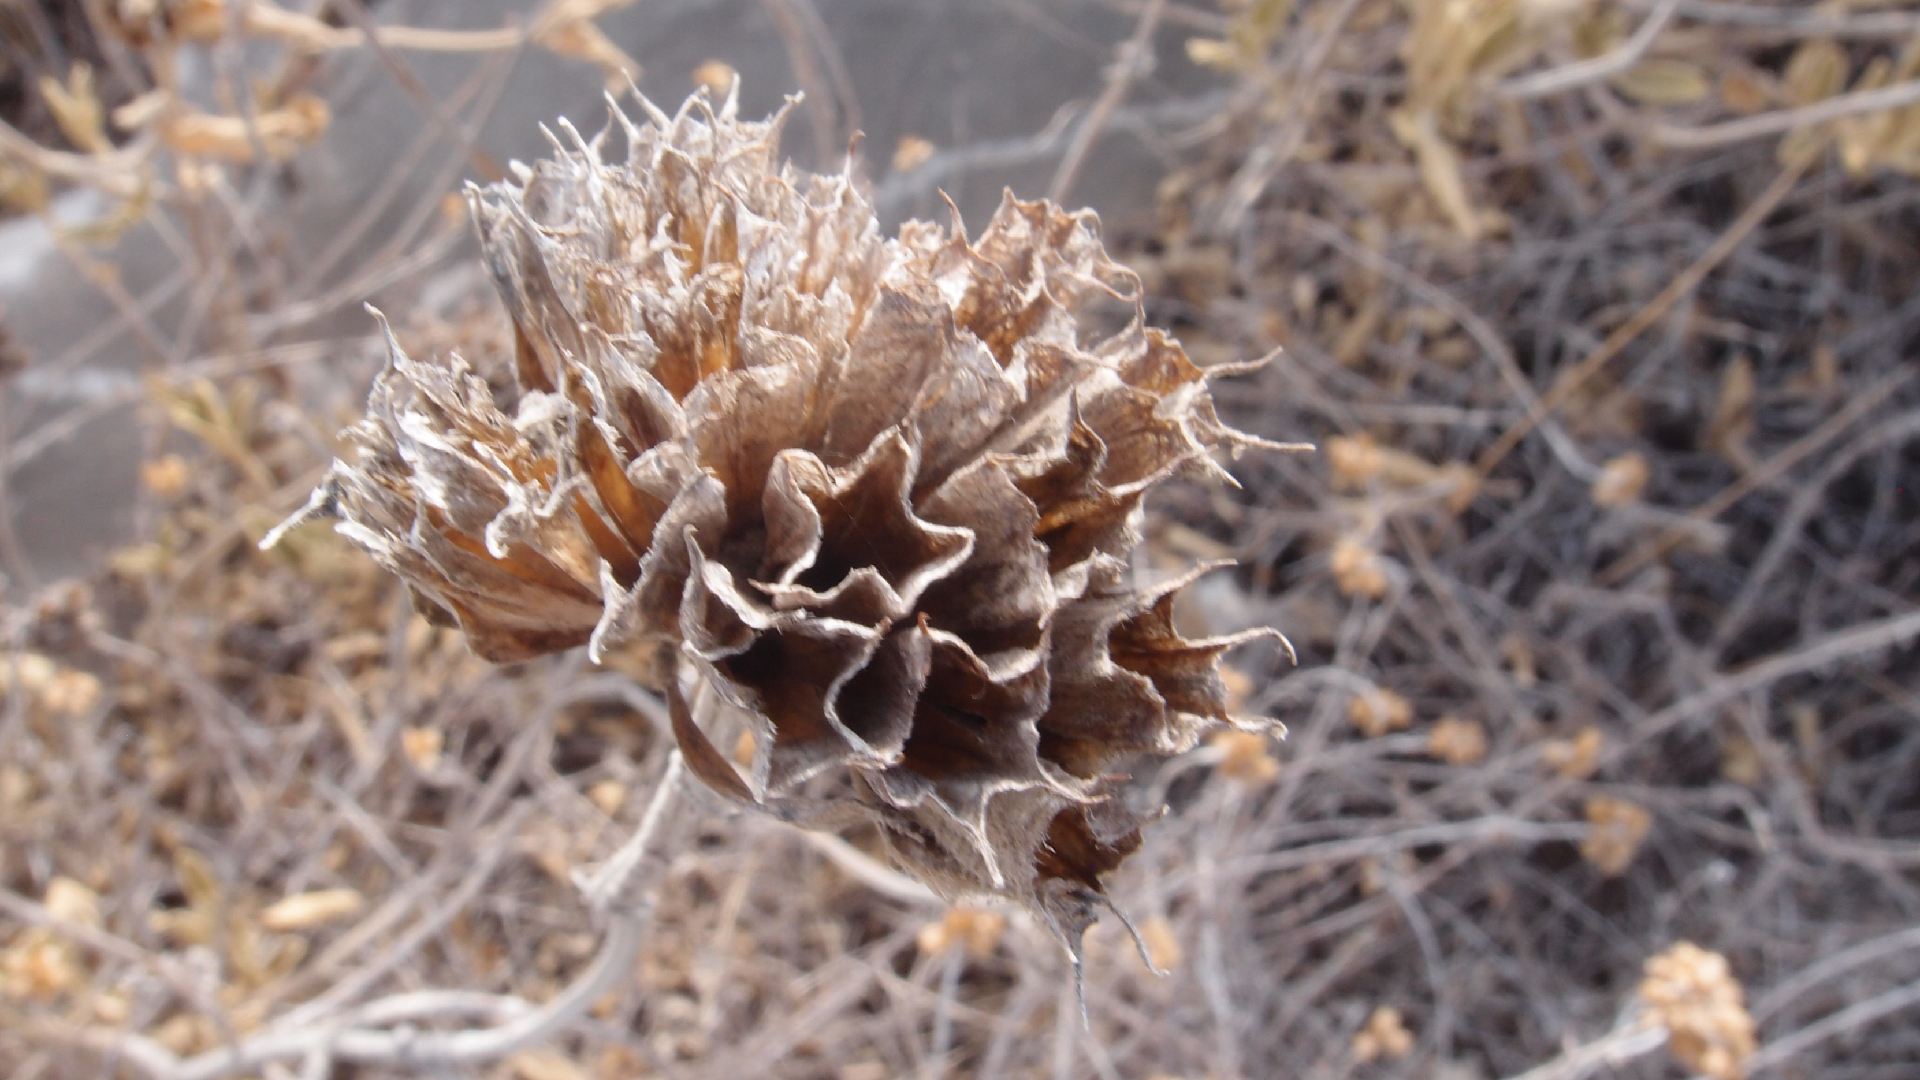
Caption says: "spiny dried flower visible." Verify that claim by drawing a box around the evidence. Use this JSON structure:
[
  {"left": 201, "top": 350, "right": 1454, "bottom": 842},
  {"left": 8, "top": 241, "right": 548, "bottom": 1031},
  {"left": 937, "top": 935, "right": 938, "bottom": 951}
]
[
  {"left": 271, "top": 88, "right": 1289, "bottom": 951},
  {"left": 1638, "top": 942, "right": 1756, "bottom": 1080}
]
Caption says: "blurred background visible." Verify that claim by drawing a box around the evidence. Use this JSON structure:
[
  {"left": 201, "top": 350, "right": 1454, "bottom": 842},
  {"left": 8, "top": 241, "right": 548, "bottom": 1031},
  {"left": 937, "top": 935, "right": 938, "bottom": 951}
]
[{"left": 3, "top": 2, "right": 1919, "bottom": 1079}]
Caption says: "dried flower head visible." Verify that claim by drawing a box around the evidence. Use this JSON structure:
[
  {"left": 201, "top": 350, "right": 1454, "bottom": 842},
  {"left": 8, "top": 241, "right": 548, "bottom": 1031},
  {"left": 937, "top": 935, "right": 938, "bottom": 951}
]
[
  {"left": 1581, "top": 796, "right": 1652, "bottom": 876},
  {"left": 916, "top": 906, "right": 1007, "bottom": 961},
  {"left": 1325, "top": 433, "right": 1386, "bottom": 487},
  {"left": 1426, "top": 715, "right": 1487, "bottom": 765},
  {"left": 1211, "top": 728, "right": 1279, "bottom": 785},
  {"left": 1591, "top": 451, "right": 1650, "bottom": 507},
  {"left": 1329, "top": 535, "right": 1391, "bottom": 599},
  {"left": 1541, "top": 724, "right": 1603, "bottom": 779},
  {"left": 1351, "top": 1005, "right": 1415, "bottom": 1062},
  {"left": 1347, "top": 688, "right": 1412, "bottom": 738},
  {"left": 1638, "top": 942, "right": 1756, "bottom": 1080},
  {"left": 1, "top": 878, "right": 98, "bottom": 1001},
  {"left": 272, "top": 88, "right": 1288, "bottom": 950}
]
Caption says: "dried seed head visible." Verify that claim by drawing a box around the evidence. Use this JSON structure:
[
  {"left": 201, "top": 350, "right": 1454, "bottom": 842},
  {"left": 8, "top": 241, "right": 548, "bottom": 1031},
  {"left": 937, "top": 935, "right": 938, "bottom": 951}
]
[
  {"left": 1581, "top": 796, "right": 1652, "bottom": 876},
  {"left": 1347, "top": 687, "right": 1412, "bottom": 738},
  {"left": 1541, "top": 724, "right": 1603, "bottom": 779},
  {"left": 274, "top": 88, "right": 1286, "bottom": 952},
  {"left": 1351, "top": 1005, "right": 1414, "bottom": 1062},
  {"left": 1591, "top": 451, "right": 1650, "bottom": 507},
  {"left": 1325, "top": 433, "right": 1385, "bottom": 487},
  {"left": 1211, "top": 728, "right": 1279, "bottom": 785},
  {"left": 1329, "top": 536, "right": 1391, "bottom": 599},
  {"left": 1638, "top": 942, "right": 1756, "bottom": 1080},
  {"left": 1426, "top": 715, "right": 1487, "bottom": 765},
  {"left": 916, "top": 906, "right": 1006, "bottom": 961}
]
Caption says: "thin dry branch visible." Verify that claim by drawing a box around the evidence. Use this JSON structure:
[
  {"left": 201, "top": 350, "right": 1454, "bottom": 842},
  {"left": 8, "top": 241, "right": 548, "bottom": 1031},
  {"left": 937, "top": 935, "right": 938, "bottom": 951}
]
[
  {"left": 1653, "top": 79, "right": 1920, "bottom": 148},
  {"left": 1049, "top": 0, "right": 1168, "bottom": 203},
  {"left": 97, "top": 753, "right": 685, "bottom": 1080},
  {"left": 1499, "top": 0, "right": 1685, "bottom": 101}
]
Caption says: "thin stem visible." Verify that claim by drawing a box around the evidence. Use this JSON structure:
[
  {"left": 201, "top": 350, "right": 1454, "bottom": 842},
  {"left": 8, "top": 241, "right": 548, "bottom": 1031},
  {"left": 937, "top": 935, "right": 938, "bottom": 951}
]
[{"left": 1499, "top": 0, "right": 1685, "bottom": 101}]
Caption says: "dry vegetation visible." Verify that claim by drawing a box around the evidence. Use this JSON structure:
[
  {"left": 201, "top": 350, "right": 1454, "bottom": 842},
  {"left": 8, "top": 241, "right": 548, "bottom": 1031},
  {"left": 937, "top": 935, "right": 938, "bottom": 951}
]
[{"left": 5, "top": 1, "right": 1920, "bottom": 1079}]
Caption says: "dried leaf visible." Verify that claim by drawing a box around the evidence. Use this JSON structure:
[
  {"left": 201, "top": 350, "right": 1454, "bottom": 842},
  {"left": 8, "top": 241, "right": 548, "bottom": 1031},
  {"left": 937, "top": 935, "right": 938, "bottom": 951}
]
[
  {"left": 241, "top": 1, "right": 358, "bottom": 50},
  {"left": 172, "top": 847, "right": 221, "bottom": 913},
  {"left": 1706, "top": 354, "right": 1755, "bottom": 464},
  {"left": 1391, "top": 109, "right": 1482, "bottom": 241},
  {"left": 171, "top": 0, "right": 229, "bottom": 42},
  {"left": 162, "top": 95, "right": 331, "bottom": 162},
  {"left": 0, "top": 159, "right": 50, "bottom": 214},
  {"left": 1783, "top": 39, "right": 1849, "bottom": 108},
  {"left": 1591, "top": 452, "right": 1650, "bottom": 507},
  {"left": 692, "top": 59, "right": 738, "bottom": 98},
  {"left": 38, "top": 63, "right": 110, "bottom": 153},
  {"left": 259, "top": 888, "right": 364, "bottom": 931},
  {"left": 1720, "top": 734, "right": 1762, "bottom": 787},
  {"left": 1718, "top": 66, "right": 1774, "bottom": 116},
  {"left": 509, "top": 1049, "right": 596, "bottom": 1080},
  {"left": 1186, "top": 37, "right": 1241, "bottom": 71},
  {"left": 41, "top": 669, "right": 101, "bottom": 715},
  {"left": 0, "top": 653, "right": 57, "bottom": 697},
  {"left": 1611, "top": 60, "right": 1711, "bottom": 106},
  {"left": 892, "top": 135, "right": 936, "bottom": 172},
  {"left": 535, "top": 17, "right": 641, "bottom": 89}
]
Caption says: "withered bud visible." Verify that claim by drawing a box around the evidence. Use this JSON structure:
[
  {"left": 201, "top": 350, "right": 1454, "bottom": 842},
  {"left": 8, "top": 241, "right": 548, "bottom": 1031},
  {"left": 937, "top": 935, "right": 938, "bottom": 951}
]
[{"left": 271, "top": 87, "right": 1289, "bottom": 952}]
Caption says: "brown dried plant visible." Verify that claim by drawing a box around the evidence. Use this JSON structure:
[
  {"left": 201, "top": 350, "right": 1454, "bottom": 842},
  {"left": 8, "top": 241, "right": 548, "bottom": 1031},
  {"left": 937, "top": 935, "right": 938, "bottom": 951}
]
[
  {"left": 1581, "top": 796, "right": 1652, "bottom": 877},
  {"left": 270, "top": 86, "right": 1290, "bottom": 952},
  {"left": 1638, "top": 942, "right": 1757, "bottom": 1080}
]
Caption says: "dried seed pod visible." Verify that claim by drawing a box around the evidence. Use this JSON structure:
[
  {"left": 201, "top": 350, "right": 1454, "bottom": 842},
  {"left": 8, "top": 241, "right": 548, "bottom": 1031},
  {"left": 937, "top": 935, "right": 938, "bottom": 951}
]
[
  {"left": 271, "top": 87, "right": 1288, "bottom": 951},
  {"left": 1639, "top": 942, "right": 1756, "bottom": 1080}
]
